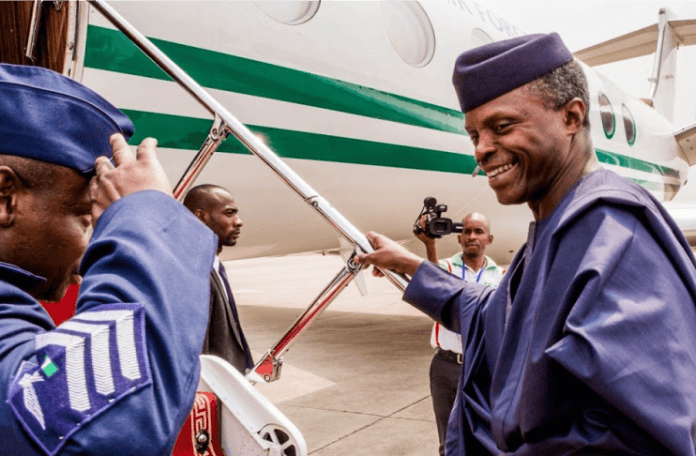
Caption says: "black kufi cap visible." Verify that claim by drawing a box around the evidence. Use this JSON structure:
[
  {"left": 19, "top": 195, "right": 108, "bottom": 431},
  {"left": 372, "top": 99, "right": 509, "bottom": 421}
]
[{"left": 452, "top": 33, "right": 573, "bottom": 113}]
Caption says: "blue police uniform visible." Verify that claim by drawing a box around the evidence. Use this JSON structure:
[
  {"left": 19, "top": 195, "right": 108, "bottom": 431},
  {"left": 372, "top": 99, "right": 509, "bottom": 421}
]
[
  {"left": 1, "top": 192, "right": 215, "bottom": 455},
  {"left": 0, "top": 63, "right": 217, "bottom": 455},
  {"left": 405, "top": 169, "right": 696, "bottom": 455}
]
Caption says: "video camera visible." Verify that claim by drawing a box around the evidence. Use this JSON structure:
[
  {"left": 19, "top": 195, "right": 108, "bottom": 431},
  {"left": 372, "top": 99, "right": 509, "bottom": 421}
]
[{"left": 413, "top": 197, "right": 463, "bottom": 239}]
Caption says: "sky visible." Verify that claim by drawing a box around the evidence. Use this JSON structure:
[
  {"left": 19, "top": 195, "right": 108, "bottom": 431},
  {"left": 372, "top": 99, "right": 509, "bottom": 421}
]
[{"left": 483, "top": 0, "right": 696, "bottom": 127}]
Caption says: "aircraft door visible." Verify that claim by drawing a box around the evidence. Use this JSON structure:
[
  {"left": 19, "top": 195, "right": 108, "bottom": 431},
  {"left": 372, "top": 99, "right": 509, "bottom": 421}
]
[{"left": 0, "top": 1, "right": 87, "bottom": 80}]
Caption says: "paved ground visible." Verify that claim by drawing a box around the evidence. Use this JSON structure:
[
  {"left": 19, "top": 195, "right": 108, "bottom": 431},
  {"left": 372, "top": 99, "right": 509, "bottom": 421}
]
[{"left": 226, "top": 253, "right": 440, "bottom": 455}]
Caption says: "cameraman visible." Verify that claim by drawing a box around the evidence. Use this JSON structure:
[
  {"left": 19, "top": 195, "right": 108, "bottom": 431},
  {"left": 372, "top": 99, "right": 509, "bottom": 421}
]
[{"left": 416, "top": 213, "right": 504, "bottom": 456}]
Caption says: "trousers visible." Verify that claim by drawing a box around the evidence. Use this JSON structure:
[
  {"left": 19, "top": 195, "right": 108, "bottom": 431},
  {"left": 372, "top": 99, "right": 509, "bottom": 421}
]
[{"left": 429, "top": 348, "right": 462, "bottom": 456}]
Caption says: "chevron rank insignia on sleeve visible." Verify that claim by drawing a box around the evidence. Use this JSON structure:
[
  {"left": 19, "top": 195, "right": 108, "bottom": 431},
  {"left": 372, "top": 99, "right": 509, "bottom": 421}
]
[{"left": 8, "top": 303, "right": 151, "bottom": 456}]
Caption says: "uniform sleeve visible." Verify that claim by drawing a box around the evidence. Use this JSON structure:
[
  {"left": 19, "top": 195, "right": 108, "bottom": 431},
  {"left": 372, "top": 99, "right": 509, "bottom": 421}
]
[
  {"left": 543, "top": 203, "right": 696, "bottom": 456},
  {"left": 404, "top": 261, "right": 494, "bottom": 335},
  {"left": 3, "top": 190, "right": 216, "bottom": 456}
]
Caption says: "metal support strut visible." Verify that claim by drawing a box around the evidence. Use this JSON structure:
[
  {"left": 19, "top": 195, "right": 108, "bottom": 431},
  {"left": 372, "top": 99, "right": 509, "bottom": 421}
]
[
  {"left": 173, "top": 114, "right": 229, "bottom": 201},
  {"left": 88, "top": 0, "right": 410, "bottom": 383},
  {"left": 25, "top": 0, "right": 64, "bottom": 61},
  {"left": 249, "top": 250, "right": 363, "bottom": 383},
  {"left": 25, "top": 0, "right": 45, "bottom": 61}
]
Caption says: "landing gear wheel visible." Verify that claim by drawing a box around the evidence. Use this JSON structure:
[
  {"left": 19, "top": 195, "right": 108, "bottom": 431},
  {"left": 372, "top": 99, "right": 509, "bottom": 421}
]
[{"left": 260, "top": 424, "right": 300, "bottom": 456}]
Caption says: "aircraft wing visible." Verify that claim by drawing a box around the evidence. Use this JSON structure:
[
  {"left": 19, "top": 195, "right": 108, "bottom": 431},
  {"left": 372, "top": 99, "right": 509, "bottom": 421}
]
[
  {"left": 676, "top": 121, "right": 696, "bottom": 166},
  {"left": 663, "top": 200, "right": 696, "bottom": 247},
  {"left": 574, "top": 19, "right": 696, "bottom": 66}
]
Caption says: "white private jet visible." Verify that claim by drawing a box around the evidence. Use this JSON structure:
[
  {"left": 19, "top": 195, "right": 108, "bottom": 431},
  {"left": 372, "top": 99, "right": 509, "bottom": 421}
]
[
  {"left": 3, "top": 1, "right": 696, "bottom": 454},
  {"left": 9, "top": 1, "right": 695, "bottom": 263}
]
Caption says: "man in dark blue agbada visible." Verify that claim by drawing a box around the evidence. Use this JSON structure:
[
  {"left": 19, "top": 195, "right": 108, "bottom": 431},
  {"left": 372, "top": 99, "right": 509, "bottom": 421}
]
[
  {"left": 355, "top": 33, "right": 696, "bottom": 455},
  {"left": 0, "top": 63, "right": 216, "bottom": 455}
]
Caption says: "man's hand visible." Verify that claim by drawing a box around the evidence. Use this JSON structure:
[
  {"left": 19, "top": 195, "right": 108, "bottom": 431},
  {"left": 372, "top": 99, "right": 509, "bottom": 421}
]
[
  {"left": 90, "top": 134, "right": 172, "bottom": 224},
  {"left": 415, "top": 215, "right": 439, "bottom": 264},
  {"left": 353, "top": 232, "right": 424, "bottom": 277},
  {"left": 415, "top": 215, "right": 436, "bottom": 246}
]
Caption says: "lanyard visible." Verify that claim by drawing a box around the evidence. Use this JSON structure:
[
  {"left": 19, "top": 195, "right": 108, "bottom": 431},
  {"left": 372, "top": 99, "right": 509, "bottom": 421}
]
[{"left": 464, "top": 265, "right": 485, "bottom": 283}]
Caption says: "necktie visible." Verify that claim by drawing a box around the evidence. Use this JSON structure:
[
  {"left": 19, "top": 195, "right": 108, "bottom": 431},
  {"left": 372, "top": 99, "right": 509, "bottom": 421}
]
[
  {"left": 217, "top": 262, "right": 234, "bottom": 306},
  {"left": 217, "top": 263, "right": 253, "bottom": 369}
]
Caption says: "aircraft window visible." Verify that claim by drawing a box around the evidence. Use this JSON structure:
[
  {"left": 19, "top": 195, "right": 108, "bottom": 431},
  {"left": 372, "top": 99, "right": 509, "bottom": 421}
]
[
  {"left": 380, "top": 2, "right": 435, "bottom": 68},
  {"left": 598, "top": 93, "right": 615, "bottom": 139},
  {"left": 622, "top": 104, "right": 636, "bottom": 146},
  {"left": 254, "top": 1, "right": 320, "bottom": 25}
]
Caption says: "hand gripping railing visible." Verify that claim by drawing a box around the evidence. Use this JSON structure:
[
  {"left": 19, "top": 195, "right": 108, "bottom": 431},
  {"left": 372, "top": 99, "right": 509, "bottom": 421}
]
[{"left": 88, "top": 0, "right": 409, "bottom": 383}]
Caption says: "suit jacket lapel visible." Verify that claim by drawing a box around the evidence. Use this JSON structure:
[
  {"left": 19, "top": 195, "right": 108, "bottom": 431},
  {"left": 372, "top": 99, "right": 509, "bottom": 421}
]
[{"left": 211, "top": 270, "right": 245, "bottom": 349}]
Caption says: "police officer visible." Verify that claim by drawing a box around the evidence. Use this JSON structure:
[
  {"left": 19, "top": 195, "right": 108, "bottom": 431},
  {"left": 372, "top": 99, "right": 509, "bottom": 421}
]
[{"left": 0, "top": 63, "right": 216, "bottom": 454}]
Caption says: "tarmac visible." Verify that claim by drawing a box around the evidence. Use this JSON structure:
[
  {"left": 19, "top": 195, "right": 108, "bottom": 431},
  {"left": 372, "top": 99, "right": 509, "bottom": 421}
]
[{"left": 226, "top": 253, "right": 440, "bottom": 455}]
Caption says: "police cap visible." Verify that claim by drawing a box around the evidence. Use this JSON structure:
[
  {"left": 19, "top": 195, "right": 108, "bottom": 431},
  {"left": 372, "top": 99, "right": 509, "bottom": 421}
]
[{"left": 0, "top": 63, "right": 134, "bottom": 174}]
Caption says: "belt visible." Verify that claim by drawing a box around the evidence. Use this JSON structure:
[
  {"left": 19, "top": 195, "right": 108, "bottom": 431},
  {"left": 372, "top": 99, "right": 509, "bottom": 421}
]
[{"left": 436, "top": 347, "right": 463, "bottom": 364}]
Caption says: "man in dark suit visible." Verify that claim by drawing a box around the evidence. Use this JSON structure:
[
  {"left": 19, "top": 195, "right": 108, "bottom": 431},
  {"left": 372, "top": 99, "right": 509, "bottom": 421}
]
[{"left": 184, "top": 184, "right": 253, "bottom": 373}]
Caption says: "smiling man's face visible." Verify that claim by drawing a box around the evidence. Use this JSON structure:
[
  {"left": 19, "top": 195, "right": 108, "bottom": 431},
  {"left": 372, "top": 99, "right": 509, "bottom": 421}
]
[{"left": 464, "top": 85, "right": 574, "bottom": 215}]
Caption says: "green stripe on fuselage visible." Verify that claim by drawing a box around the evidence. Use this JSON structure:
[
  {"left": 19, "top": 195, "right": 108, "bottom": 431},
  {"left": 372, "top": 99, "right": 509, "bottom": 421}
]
[
  {"left": 85, "top": 26, "right": 680, "bottom": 181},
  {"left": 123, "top": 109, "right": 677, "bottom": 184},
  {"left": 123, "top": 109, "right": 478, "bottom": 174},
  {"left": 85, "top": 25, "right": 466, "bottom": 135},
  {"left": 625, "top": 179, "right": 665, "bottom": 191},
  {"left": 595, "top": 149, "right": 679, "bottom": 179}
]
